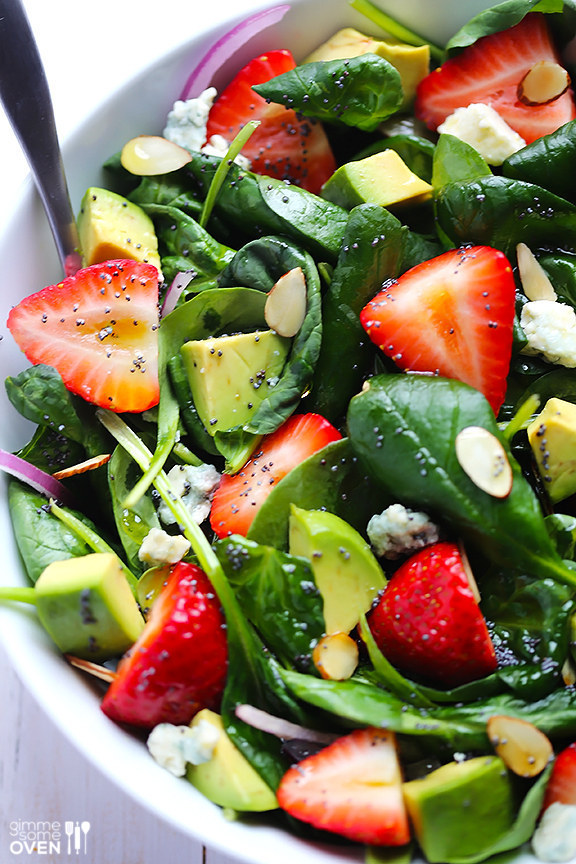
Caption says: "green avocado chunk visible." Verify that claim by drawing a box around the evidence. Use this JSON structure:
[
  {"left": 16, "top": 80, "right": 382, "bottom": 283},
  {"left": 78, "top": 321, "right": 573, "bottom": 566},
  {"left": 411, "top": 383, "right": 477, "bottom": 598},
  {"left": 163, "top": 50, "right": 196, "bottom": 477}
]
[
  {"left": 403, "top": 756, "right": 516, "bottom": 864},
  {"left": 321, "top": 150, "right": 433, "bottom": 211},
  {"left": 527, "top": 397, "right": 576, "bottom": 503},
  {"left": 35, "top": 552, "right": 144, "bottom": 660},
  {"left": 181, "top": 329, "right": 290, "bottom": 435},
  {"left": 77, "top": 186, "right": 162, "bottom": 273},
  {"left": 288, "top": 505, "right": 386, "bottom": 635},
  {"left": 186, "top": 709, "right": 278, "bottom": 811}
]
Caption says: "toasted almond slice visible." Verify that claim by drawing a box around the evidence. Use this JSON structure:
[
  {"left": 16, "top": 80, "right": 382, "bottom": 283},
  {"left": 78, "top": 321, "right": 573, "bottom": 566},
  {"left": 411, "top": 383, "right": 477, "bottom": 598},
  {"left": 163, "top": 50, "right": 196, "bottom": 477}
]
[
  {"left": 516, "top": 243, "right": 557, "bottom": 302},
  {"left": 518, "top": 61, "right": 570, "bottom": 105},
  {"left": 455, "top": 426, "right": 513, "bottom": 499},
  {"left": 562, "top": 656, "right": 576, "bottom": 686},
  {"left": 487, "top": 715, "right": 553, "bottom": 777},
  {"left": 121, "top": 135, "right": 192, "bottom": 175},
  {"left": 312, "top": 632, "right": 359, "bottom": 681},
  {"left": 457, "top": 541, "right": 481, "bottom": 603},
  {"left": 264, "top": 267, "right": 307, "bottom": 337},
  {"left": 52, "top": 453, "right": 111, "bottom": 480},
  {"left": 65, "top": 654, "right": 117, "bottom": 683}
]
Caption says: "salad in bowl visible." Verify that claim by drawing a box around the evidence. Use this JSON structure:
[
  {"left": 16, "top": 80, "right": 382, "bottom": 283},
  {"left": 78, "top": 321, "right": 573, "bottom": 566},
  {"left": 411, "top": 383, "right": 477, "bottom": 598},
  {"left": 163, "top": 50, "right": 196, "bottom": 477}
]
[{"left": 3, "top": 0, "right": 576, "bottom": 861}]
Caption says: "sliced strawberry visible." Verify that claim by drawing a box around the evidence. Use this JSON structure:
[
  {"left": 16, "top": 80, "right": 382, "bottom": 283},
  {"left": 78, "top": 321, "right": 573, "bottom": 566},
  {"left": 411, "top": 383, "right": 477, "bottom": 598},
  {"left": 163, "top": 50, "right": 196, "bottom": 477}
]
[
  {"left": 209, "top": 413, "right": 342, "bottom": 539},
  {"left": 6, "top": 259, "right": 160, "bottom": 413},
  {"left": 542, "top": 743, "right": 576, "bottom": 810},
  {"left": 415, "top": 13, "right": 576, "bottom": 144},
  {"left": 205, "top": 49, "right": 336, "bottom": 194},
  {"left": 367, "top": 541, "right": 497, "bottom": 689},
  {"left": 101, "top": 561, "right": 227, "bottom": 728},
  {"left": 360, "top": 245, "right": 516, "bottom": 415},
  {"left": 277, "top": 727, "right": 410, "bottom": 846}
]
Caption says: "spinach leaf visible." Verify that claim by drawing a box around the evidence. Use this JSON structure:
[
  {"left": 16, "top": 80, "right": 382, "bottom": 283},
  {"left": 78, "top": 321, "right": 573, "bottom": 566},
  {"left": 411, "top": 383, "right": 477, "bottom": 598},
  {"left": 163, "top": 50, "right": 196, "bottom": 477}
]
[
  {"left": 108, "top": 446, "right": 161, "bottom": 574},
  {"left": 346, "top": 374, "right": 576, "bottom": 587},
  {"left": 518, "top": 368, "right": 576, "bottom": 406},
  {"left": 253, "top": 56, "right": 403, "bottom": 132},
  {"left": 8, "top": 481, "right": 96, "bottom": 584},
  {"left": 306, "top": 204, "right": 406, "bottom": 422},
  {"left": 140, "top": 202, "right": 236, "bottom": 278},
  {"left": 539, "top": 249, "right": 576, "bottom": 308},
  {"left": 215, "top": 535, "right": 324, "bottom": 671},
  {"left": 5, "top": 365, "right": 85, "bottom": 444},
  {"left": 503, "top": 120, "right": 576, "bottom": 204},
  {"left": 435, "top": 175, "right": 576, "bottom": 256},
  {"left": 184, "top": 152, "right": 349, "bottom": 262},
  {"left": 546, "top": 513, "right": 576, "bottom": 559},
  {"left": 446, "top": 0, "right": 562, "bottom": 54},
  {"left": 248, "top": 438, "right": 385, "bottom": 551},
  {"left": 219, "top": 236, "right": 322, "bottom": 435},
  {"left": 280, "top": 667, "right": 576, "bottom": 750},
  {"left": 432, "top": 134, "right": 491, "bottom": 191}
]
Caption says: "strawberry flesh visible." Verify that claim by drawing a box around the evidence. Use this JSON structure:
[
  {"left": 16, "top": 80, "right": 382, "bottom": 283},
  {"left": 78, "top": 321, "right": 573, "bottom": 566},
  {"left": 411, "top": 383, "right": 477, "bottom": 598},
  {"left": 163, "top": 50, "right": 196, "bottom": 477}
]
[
  {"left": 7, "top": 259, "right": 160, "bottom": 413},
  {"left": 101, "top": 562, "right": 227, "bottom": 728},
  {"left": 415, "top": 14, "right": 576, "bottom": 144},
  {"left": 542, "top": 742, "right": 576, "bottom": 810},
  {"left": 205, "top": 49, "right": 337, "bottom": 194},
  {"left": 277, "top": 727, "right": 410, "bottom": 846},
  {"left": 209, "top": 412, "right": 342, "bottom": 539},
  {"left": 360, "top": 245, "right": 516, "bottom": 415},
  {"left": 367, "top": 541, "right": 497, "bottom": 689}
]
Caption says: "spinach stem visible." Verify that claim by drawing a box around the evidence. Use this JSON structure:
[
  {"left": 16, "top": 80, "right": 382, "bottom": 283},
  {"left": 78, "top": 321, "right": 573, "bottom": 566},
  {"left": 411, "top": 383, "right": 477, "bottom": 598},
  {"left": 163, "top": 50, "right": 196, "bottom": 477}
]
[
  {"left": 349, "top": 0, "right": 444, "bottom": 62},
  {"left": 502, "top": 393, "right": 541, "bottom": 441},
  {"left": 0, "top": 586, "right": 36, "bottom": 605},
  {"left": 199, "top": 120, "right": 260, "bottom": 229}
]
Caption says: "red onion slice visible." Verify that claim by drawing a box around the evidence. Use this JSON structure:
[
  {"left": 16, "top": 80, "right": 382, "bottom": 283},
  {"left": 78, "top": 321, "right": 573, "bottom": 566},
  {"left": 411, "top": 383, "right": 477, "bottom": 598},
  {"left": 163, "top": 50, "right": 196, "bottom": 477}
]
[
  {"left": 180, "top": 5, "right": 290, "bottom": 99},
  {"left": 235, "top": 703, "right": 338, "bottom": 744},
  {"left": 0, "top": 449, "right": 76, "bottom": 507},
  {"left": 161, "top": 270, "right": 196, "bottom": 317}
]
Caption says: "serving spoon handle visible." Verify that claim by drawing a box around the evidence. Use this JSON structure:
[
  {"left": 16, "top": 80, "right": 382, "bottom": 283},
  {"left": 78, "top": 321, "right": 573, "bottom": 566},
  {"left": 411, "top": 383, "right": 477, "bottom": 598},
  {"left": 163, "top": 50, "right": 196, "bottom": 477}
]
[{"left": 0, "top": 0, "right": 81, "bottom": 276}]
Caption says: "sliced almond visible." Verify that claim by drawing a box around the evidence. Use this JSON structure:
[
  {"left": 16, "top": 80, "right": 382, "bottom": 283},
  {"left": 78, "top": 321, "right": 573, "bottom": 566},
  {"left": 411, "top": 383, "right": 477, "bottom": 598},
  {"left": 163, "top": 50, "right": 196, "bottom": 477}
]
[
  {"left": 562, "top": 656, "right": 576, "bottom": 686},
  {"left": 65, "top": 654, "right": 117, "bottom": 683},
  {"left": 121, "top": 135, "right": 192, "bottom": 175},
  {"left": 516, "top": 243, "right": 557, "bottom": 302},
  {"left": 312, "top": 632, "right": 359, "bottom": 681},
  {"left": 264, "top": 267, "right": 307, "bottom": 337},
  {"left": 52, "top": 453, "right": 111, "bottom": 480},
  {"left": 518, "top": 61, "right": 570, "bottom": 105},
  {"left": 455, "top": 426, "right": 513, "bottom": 499},
  {"left": 457, "top": 541, "right": 481, "bottom": 604},
  {"left": 487, "top": 714, "right": 553, "bottom": 777}
]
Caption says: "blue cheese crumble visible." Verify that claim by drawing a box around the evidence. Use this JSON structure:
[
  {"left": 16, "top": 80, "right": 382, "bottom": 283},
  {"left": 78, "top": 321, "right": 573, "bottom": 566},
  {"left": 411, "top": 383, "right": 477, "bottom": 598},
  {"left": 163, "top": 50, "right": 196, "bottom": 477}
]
[
  {"left": 438, "top": 103, "right": 526, "bottom": 165},
  {"left": 532, "top": 803, "right": 576, "bottom": 862},
  {"left": 138, "top": 527, "right": 191, "bottom": 567},
  {"left": 520, "top": 300, "right": 576, "bottom": 368},
  {"left": 159, "top": 463, "right": 221, "bottom": 526},
  {"left": 367, "top": 504, "right": 440, "bottom": 559},
  {"left": 147, "top": 719, "right": 220, "bottom": 777}
]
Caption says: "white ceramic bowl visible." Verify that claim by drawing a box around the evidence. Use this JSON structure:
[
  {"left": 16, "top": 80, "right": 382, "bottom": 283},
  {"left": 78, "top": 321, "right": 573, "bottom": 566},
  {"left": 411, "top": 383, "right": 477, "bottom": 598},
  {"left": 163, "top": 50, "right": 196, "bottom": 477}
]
[{"left": 0, "top": 1, "right": 538, "bottom": 862}]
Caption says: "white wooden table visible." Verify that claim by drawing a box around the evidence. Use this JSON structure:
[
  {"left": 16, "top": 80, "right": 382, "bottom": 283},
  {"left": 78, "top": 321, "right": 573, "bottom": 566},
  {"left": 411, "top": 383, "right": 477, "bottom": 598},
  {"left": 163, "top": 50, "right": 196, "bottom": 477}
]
[{"left": 0, "top": 2, "right": 259, "bottom": 861}]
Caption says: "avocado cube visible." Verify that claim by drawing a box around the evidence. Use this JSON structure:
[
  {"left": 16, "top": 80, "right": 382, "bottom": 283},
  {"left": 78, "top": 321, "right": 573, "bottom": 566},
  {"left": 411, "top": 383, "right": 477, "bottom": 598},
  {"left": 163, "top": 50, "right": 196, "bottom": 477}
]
[
  {"left": 35, "top": 552, "right": 144, "bottom": 660},
  {"left": 78, "top": 186, "right": 162, "bottom": 273},
  {"left": 181, "top": 329, "right": 290, "bottom": 435},
  {"left": 528, "top": 397, "right": 576, "bottom": 503},
  {"left": 403, "top": 756, "right": 516, "bottom": 863},
  {"left": 289, "top": 506, "right": 386, "bottom": 635},
  {"left": 321, "top": 150, "right": 433, "bottom": 211}
]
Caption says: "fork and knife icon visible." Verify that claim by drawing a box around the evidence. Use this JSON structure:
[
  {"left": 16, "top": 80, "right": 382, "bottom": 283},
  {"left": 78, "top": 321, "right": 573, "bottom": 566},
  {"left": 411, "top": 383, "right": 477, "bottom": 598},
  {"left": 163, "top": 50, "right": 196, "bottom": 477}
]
[{"left": 64, "top": 821, "right": 90, "bottom": 854}]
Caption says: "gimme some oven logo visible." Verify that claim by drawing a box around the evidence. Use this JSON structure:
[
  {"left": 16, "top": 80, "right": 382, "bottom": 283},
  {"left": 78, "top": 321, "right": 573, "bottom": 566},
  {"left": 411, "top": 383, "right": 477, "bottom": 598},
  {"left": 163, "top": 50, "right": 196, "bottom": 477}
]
[{"left": 9, "top": 820, "right": 91, "bottom": 855}]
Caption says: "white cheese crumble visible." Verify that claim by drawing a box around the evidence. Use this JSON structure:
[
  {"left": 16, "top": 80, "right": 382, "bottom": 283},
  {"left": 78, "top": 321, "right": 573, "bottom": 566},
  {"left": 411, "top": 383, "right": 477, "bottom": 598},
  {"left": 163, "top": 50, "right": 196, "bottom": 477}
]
[
  {"left": 520, "top": 300, "right": 576, "bottom": 367},
  {"left": 367, "top": 503, "right": 440, "bottom": 559},
  {"left": 532, "top": 803, "right": 576, "bottom": 862},
  {"left": 163, "top": 88, "right": 217, "bottom": 151},
  {"left": 159, "top": 463, "right": 221, "bottom": 526},
  {"left": 147, "top": 719, "right": 220, "bottom": 777},
  {"left": 163, "top": 87, "right": 251, "bottom": 169},
  {"left": 138, "top": 527, "right": 191, "bottom": 567},
  {"left": 437, "top": 103, "right": 526, "bottom": 166}
]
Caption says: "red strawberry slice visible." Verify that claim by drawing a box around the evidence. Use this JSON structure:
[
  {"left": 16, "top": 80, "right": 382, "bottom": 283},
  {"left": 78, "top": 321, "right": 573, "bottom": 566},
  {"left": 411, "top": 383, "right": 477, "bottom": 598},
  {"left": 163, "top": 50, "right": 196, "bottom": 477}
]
[
  {"left": 367, "top": 541, "right": 497, "bottom": 689},
  {"left": 6, "top": 259, "right": 160, "bottom": 413},
  {"left": 101, "top": 561, "right": 227, "bottom": 728},
  {"left": 205, "top": 49, "right": 337, "bottom": 194},
  {"left": 415, "top": 13, "right": 576, "bottom": 144},
  {"left": 360, "top": 245, "right": 516, "bottom": 415},
  {"left": 542, "top": 743, "right": 576, "bottom": 810},
  {"left": 209, "top": 413, "right": 342, "bottom": 539},
  {"left": 277, "top": 727, "right": 410, "bottom": 846}
]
